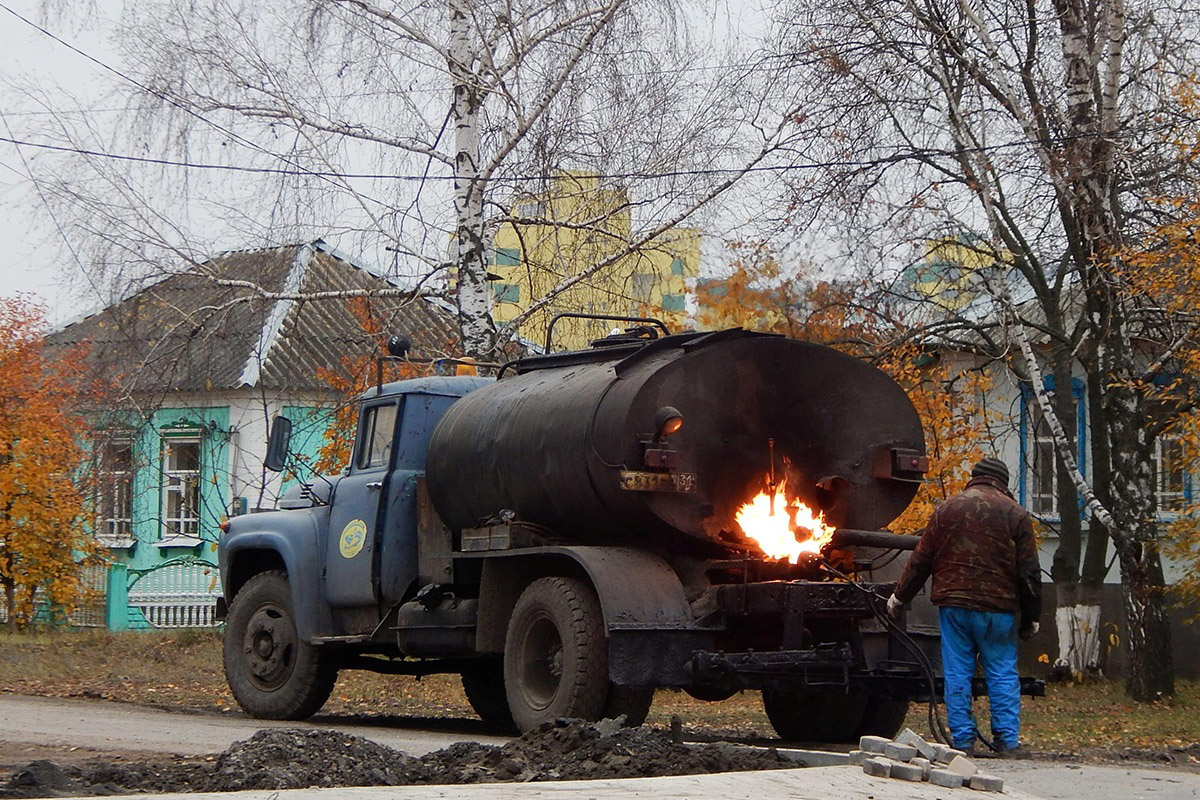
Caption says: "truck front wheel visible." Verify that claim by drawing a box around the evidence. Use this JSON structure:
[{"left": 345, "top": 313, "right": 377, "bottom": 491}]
[
  {"left": 504, "top": 576, "right": 608, "bottom": 731},
  {"left": 223, "top": 570, "right": 337, "bottom": 720}
]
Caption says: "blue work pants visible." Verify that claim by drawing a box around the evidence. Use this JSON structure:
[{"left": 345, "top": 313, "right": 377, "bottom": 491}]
[{"left": 939, "top": 606, "right": 1021, "bottom": 750}]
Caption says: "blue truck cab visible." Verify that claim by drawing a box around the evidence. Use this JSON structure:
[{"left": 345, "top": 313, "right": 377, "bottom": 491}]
[{"left": 217, "top": 376, "right": 492, "bottom": 720}]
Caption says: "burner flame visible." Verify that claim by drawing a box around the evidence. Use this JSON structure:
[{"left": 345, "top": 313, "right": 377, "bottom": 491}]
[{"left": 735, "top": 478, "right": 835, "bottom": 563}]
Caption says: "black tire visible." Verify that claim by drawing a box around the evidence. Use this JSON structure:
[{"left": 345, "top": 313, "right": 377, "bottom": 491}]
[
  {"left": 684, "top": 685, "right": 739, "bottom": 702},
  {"left": 856, "top": 696, "right": 911, "bottom": 738},
  {"left": 604, "top": 685, "right": 654, "bottom": 727},
  {"left": 762, "top": 689, "right": 869, "bottom": 743},
  {"left": 223, "top": 571, "right": 337, "bottom": 720},
  {"left": 504, "top": 576, "right": 609, "bottom": 731},
  {"left": 461, "top": 659, "right": 516, "bottom": 729}
]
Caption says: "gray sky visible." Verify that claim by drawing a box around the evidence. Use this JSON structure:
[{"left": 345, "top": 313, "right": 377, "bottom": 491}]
[{"left": 0, "top": 0, "right": 775, "bottom": 324}]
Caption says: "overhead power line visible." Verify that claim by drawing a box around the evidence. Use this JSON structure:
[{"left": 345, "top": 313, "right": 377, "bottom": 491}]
[{"left": 0, "top": 128, "right": 1177, "bottom": 183}]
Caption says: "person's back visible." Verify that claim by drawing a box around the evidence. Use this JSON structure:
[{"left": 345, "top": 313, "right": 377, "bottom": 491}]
[
  {"left": 888, "top": 457, "right": 1041, "bottom": 755},
  {"left": 911, "top": 478, "right": 1032, "bottom": 614}
]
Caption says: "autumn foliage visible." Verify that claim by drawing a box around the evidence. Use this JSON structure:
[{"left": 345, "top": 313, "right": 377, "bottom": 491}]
[
  {"left": 0, "top": 298, "right": 102, "bottom": 628},
  {"left": 311, "top": 298, "right": 433, "bottom": 476},
  {"left": 697, "top": 245, "right": 995, "bottom": 535}
]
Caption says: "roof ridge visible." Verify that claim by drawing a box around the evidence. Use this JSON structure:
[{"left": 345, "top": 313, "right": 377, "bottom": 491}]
[{"left": 237, "top": 243, "right": 316, "bottom": 387}]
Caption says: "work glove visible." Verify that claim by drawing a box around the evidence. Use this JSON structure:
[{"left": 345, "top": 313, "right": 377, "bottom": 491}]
[
  {"left": 1019, "top": 621, "right": 1040, "bottom": 641},
  {"left": 886, "top": 593, "right": 904, "bottom": 619}
]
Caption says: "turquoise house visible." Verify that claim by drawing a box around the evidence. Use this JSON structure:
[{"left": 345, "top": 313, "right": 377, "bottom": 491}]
[{"left": 47, "top": 241, "right": 458, "bottom": 629}]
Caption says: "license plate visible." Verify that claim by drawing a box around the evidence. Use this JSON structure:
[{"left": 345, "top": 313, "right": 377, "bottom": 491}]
[{"left": 618, "top": 470, "right": 696, "bottom": 493}]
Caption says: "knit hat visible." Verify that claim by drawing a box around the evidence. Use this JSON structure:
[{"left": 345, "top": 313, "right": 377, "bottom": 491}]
[{"left": 971, "top": 457, "right": 1010, "bottom": 486}]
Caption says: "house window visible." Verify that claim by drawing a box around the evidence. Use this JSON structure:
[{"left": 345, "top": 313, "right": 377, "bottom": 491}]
[
  {"left": 1155, "top": 433, "right": 1188, "bottom": 515},
  {"left": 98, "top": 439, "right": 133, "bottom": 542},
  {"left": 631, "top": 273, "right": 655, "bottom": 305},
  {"left": 493, "top": 246, "right": 521, "bottom": 267},
  {"left": 493, "top": 283, "right": 521, "bottom": 304},
  {"left": 1019, "top": 378, "right": 1085, "bottom": 519},
  {"left": 162, "top": 438, "right": 201, "bottom": 537},
  {"left": 356, "top": 403, "right": 398, "bottom": 470},
  {"left": 661, "top": 293, "right": 685, "bottom": 313},
  {"left": 670, "top": 257, "right": 686, "bottom": 276},
  {"left": 1026, "top": 403, "right": 1058, "bottom": 516}
]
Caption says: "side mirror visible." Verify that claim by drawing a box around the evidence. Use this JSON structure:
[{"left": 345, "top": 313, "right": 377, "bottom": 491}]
[{"left": 265, "top": 416, "right": 293, "bottom": 473}]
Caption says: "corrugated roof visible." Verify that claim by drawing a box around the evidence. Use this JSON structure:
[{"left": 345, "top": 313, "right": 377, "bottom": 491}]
[{"left": 47, "top": 241, "right": 459, "bottom": 392}]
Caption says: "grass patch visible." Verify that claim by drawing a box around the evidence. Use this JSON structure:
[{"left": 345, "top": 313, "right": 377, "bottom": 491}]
[{"left": 1, "top": 630, "right": 1196, "bottom": 751}]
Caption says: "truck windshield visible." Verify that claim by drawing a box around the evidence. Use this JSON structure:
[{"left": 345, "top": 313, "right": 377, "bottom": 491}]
[{"left": 357, "top": 403, "right": 399, "bottom": 470}]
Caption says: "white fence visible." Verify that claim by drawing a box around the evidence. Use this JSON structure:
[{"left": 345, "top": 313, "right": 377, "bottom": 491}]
[{"left": 127, "top": 560, "right": 223, "bottom": 628}]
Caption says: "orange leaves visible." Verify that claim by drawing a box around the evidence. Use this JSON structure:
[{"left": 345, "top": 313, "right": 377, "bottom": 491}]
[
  {"left": 698, "top": 256, "right": 995, "bottom": 535},
  {"left": 0, "top": 297, "right": 102, "bottom": 628},
  {"left": 311, "top": 298, "right": 436, "bottom": 476}
]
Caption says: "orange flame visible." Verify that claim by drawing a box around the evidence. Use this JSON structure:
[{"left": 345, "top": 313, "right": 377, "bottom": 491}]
[{"left": 735, "top": 478, "right": 835, "bottom": 563}]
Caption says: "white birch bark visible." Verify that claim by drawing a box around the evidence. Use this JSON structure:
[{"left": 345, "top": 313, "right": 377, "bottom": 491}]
[{"left": 448, "top": 0, "right": 495, "bottom": 360}]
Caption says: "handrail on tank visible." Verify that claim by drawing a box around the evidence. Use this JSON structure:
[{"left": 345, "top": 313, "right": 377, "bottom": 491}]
[{"left": 544, "top": 312, "right": 671, "bottom": 352}]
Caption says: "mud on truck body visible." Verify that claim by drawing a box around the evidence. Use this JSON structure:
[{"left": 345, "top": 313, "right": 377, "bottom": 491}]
[{"left": 217, "top": 325, "right": 1037, "bottom": 740}]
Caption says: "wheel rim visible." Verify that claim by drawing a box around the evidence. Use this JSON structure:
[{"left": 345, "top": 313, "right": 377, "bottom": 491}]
[
  {"left": 242, "top": 601, "right": 297, "bottom": 691},
  {"left": 517, "top": 610, "right": 564, "bottom": 711}
]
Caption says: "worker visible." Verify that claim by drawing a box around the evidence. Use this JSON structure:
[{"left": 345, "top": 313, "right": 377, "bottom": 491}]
[{"left": 887, "top": 456, "right": 1042, "bottom": 757}]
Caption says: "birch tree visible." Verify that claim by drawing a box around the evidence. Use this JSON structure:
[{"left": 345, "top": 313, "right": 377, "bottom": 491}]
[
  {"left": 770, "top": 0, "right": 1196, "bottom": 699},
  {"left": 10, "top": 0, "right": 779, "bottom": 359}
]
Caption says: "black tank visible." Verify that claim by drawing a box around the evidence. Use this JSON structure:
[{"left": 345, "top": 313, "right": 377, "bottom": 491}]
[{"left": 425, "top": 329, "right": 924, "bottom": 555}]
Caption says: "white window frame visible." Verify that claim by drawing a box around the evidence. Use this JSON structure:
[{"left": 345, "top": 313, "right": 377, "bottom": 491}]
[
  {"left": 1026, "top": 405, "right": 1058, "bottom": 517},
  {"left": 162, "top": 436, "right": 202, "bottom": 538},
  {"left": 98, "top": 438, "right": 134, "bottom": 544},
  {"left": 1154, "top": 432, "right": 1188, "bottom": 517}
]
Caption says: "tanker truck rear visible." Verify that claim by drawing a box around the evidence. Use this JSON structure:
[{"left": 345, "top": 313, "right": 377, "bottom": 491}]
[{"left": 217, "top": 326, "right": 947, "bottom": 739}]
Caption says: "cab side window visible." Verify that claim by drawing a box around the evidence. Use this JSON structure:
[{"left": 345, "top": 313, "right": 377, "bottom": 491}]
[{"left": 356, "top": 403, "right": 399, "bottom": 470}]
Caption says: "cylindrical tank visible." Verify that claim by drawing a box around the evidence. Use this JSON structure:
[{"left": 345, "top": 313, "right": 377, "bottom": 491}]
[{"left": 425, "top": 329, "right": 925, "bottom": 554}]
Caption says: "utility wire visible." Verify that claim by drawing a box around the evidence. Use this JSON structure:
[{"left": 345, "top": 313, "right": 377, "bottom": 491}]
[{"left": 0, "top": 128, "right": 1176, "bottom": 183}]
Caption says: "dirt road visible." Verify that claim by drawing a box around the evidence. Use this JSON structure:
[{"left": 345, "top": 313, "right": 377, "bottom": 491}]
[{"left": 0, "top": 694, "right": 508, "bottom": 763}]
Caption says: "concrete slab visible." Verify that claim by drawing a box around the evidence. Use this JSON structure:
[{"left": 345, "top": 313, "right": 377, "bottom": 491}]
[
  {"left": 986, "top": 761, "right": 1200, "bottom": 800},
  {"left": 52, "top": 766, "right": 1050, "bottom": 800}
]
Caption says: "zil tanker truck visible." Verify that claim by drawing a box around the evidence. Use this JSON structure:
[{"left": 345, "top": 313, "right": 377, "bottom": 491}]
[{"left": 217, "top": 322, "right": 981, "bottom": 740}]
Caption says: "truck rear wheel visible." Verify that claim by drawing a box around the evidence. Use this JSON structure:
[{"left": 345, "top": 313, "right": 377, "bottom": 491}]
[
  {"left": 604, "top": 685, "right": 654, "bottom": 726},
  {"left": 856, "top": 696, "right": 910, "bottom": 738},
  {"left": 504, "top": 577, "right": 609, "bottom": 731},
  {"left": 762, "top": 689, "right": 868, "bottom": 743},
  {"left": 461, "top": 659, "right": 515, "bottom": 729},
  {"left": 223, "top": 571, "right": 337, "bottom": 720}
]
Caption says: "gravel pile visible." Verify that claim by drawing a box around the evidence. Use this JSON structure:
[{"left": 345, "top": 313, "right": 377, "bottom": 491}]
[{"left": 1, "top": 719, "right": 795, "bottom": 798}]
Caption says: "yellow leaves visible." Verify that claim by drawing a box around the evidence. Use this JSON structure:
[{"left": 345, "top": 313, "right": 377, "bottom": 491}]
[{"left": 1038, "top": 652, "right": 1050, "bottom": 663}]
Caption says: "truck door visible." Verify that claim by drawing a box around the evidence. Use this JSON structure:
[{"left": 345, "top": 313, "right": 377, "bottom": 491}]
[
  {"left": 376, "top": 393, "right": 459, "bottom": 605},
  {"left": 325, "top": 398, "right": 399, "bottom": 608}
]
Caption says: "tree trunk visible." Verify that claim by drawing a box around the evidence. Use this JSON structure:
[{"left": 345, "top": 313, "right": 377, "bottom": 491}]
[
  {"left": 1116, "top": 540, "right": 1174, "bottom": 700},
  {"left": 449, "top": 0, "right": 497, "bottom": 361},
  {"left": 1105, "top": 380, "right": 1175, "bottom": 700}
]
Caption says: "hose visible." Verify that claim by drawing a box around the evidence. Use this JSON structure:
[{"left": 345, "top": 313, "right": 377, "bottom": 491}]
[{"left": 818, "top": 557, "right": 953, "bottom": 746}]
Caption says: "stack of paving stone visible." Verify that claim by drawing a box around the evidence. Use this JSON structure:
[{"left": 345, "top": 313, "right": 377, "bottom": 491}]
[{"left": 848, "top": 728, "right": 1004, "bottom": 792}]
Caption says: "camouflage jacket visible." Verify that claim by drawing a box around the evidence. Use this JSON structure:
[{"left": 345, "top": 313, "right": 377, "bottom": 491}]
[{"left": 894, "top": 476, "right": 1042, "bottom": 624}]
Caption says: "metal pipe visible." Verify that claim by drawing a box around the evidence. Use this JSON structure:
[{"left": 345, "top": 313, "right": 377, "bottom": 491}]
[{"left": 828, "top": 528, "right": 921, "bottom": 551}]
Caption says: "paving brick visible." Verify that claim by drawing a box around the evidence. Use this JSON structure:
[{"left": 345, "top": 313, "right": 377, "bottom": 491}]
[
  {"left": 847, "top": 750, "right": 867, "bottom": 765},
  {"left": 882, "top": 742, "right": 918, "bottom": 762},
  {"left": 896, "top": 728, "right": 939, "bottom": 761},
  {"left": 946, "top": 754, "right": 978, "bottom": 777},
  {"left": 859, "top": 735, "right": 890, "bottom": 754},
  {"left": 890, "top": 761, "right": 925, "bottom": 782},
  {"left": 970, "top": 773, "right": 1004, "bottom": 792},
  {"left": 929, "top": 768, "right": 965, "bottom": 788},
  {"left": 931, "top": 743, "right": 954, "bottom": 763},
  {"left": 911, "top": 756, "right": 932, "bottom": 779},
  {"left": 945, "top": 748, "right": 969, "bottom": 761},
  {"left": 862, "top": 757, "right": 893, "bottom": 778}
]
